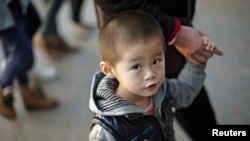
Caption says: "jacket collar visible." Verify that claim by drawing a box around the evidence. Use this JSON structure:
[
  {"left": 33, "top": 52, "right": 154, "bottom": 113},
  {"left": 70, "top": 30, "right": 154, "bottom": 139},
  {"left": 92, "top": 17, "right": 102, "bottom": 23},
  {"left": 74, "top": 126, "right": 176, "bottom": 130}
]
[{"left": 89, "top": 72, "right": 145, "bottom": 116}]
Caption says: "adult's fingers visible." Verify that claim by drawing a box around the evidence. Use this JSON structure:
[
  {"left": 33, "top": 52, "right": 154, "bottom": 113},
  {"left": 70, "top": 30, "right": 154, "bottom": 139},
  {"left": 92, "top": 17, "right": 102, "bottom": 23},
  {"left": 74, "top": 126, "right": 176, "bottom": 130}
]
[
  {"left": 213, "top": 47, "right": 224, "bottom": 56},
  {"left": 203, "top": 36, "right": 224, "bottom": 56}
]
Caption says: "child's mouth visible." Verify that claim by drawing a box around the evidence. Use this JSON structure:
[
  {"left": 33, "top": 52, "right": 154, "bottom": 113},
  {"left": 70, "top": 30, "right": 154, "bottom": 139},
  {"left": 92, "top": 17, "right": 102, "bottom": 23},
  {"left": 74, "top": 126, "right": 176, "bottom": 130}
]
[{"left": 147, "top": 84, "right": 157, "bottom": 90}]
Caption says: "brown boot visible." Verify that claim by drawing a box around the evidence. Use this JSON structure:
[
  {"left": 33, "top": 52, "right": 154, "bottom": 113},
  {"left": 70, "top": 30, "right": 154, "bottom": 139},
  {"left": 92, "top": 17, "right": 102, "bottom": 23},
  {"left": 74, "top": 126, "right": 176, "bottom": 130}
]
[
  {"left": 33, "top": 34, "right": 79, "bottom": 59},
  {"left": 33, "top": 34, "right": 61, "bottom": 60},
  {"left": 0, "top": 87, "right": 16, "bottom": 119},
  {"left": 18, "top": 85, "right": 58, "bottom": 110}
]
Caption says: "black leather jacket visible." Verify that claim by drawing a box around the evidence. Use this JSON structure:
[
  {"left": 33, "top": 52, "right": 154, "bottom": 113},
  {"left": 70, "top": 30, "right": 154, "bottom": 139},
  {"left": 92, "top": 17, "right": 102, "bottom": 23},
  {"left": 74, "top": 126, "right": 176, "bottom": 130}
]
[
  {"left": 91, "top": 114, "right": 166, "bottom": 141},
  {"left": 90, "top": 81, "right": 176, "bottom": 141}
]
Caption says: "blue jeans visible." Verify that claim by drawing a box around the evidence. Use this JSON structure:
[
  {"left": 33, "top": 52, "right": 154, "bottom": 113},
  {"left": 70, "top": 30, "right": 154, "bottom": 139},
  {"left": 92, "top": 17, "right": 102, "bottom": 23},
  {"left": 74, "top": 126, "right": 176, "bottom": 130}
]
[{"left": 0, "top": 2, "right": 40, "bottom": 87}]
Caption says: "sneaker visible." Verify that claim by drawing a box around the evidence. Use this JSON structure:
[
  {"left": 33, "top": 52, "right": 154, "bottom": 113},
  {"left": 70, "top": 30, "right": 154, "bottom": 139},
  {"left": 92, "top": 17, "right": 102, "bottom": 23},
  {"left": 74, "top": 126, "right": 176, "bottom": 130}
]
[{"left": 31, "top": 63, "right": 58, "bottom": 83}]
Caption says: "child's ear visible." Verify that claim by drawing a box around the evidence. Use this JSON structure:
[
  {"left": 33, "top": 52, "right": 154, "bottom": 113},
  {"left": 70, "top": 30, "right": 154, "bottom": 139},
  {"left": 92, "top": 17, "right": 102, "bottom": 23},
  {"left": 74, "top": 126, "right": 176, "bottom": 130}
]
[{"left": 100, "top": 61, "right": 116, "bottom": 78}]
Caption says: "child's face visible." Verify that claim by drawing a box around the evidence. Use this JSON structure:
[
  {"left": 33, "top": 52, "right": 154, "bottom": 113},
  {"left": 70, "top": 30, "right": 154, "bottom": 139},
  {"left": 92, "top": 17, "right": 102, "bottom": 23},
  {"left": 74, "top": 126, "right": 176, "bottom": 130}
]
[{"left": 111, "top": 37, "right": 165, "bottom": 100}]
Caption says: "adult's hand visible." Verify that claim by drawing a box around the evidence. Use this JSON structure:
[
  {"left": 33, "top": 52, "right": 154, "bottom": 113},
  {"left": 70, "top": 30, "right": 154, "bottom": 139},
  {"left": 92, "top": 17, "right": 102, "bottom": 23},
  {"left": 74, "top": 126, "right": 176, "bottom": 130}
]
[{"left": 174, "top": 26, "right": 223, "bottom": 65}]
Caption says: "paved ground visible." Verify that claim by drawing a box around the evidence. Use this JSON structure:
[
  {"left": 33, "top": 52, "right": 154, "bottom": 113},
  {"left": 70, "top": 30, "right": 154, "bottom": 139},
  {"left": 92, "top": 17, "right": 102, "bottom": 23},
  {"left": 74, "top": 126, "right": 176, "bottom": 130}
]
[{"left": 0, "top": 0, "right": 249, "bottom": 140}]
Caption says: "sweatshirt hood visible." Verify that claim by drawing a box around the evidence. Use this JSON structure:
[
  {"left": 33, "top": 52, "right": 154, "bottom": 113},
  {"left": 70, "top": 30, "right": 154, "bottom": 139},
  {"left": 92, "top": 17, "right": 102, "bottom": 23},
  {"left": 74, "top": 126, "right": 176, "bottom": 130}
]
[{"left": 89, "top": 72, "right": 145, "bottom": 116}]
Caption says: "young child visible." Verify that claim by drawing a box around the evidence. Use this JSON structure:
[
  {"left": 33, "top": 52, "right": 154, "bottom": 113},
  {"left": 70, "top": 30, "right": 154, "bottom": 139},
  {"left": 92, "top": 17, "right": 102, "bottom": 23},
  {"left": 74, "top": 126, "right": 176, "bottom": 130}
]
[{"left": 89, "top": 10, "right": 215, "bottom": 141}]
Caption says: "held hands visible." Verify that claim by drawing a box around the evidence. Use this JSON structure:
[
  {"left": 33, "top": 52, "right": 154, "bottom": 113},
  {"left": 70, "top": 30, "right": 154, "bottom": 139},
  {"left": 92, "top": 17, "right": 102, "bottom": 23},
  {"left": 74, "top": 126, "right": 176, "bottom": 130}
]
[{"left": 174, "top": 26, "right": 223, "bottom": 65}]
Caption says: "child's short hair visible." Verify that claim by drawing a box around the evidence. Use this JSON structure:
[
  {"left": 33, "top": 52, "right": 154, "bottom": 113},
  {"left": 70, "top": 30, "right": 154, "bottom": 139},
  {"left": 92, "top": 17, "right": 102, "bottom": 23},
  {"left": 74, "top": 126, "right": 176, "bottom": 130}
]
[{"left": 98, "top": 10, "right": 165, "bottom": 66}]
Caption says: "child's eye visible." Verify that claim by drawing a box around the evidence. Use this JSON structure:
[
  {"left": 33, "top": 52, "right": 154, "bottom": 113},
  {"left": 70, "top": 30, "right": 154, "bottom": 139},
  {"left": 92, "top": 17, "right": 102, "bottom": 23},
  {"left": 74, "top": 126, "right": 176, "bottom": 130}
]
[
  {"left": 132, "top": 64, "right": 142, "bottom": 70},
  {"left": 153, "top": 59, "right": 161, "bottom": 65}
]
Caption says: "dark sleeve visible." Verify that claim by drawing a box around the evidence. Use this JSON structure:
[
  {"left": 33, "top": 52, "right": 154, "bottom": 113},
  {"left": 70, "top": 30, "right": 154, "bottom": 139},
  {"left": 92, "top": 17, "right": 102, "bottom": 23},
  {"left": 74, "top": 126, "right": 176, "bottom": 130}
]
[{"left": 95, "top": 0, "right": 181, "bottom": 43}]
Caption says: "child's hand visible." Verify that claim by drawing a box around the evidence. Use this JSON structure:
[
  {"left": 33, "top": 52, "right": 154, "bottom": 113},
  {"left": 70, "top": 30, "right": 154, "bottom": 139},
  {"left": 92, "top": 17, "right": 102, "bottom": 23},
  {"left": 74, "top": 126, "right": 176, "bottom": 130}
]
[{"left": 175, "top": 34, "right": 223, "bottom": 65}]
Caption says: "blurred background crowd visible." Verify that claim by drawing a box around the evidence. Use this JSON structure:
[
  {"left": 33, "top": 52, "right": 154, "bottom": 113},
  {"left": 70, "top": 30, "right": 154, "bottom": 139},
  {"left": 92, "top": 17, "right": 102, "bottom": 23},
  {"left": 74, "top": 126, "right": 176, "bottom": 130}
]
[{"left": 0, "top": 0, "right": 249, "bottom": 140}]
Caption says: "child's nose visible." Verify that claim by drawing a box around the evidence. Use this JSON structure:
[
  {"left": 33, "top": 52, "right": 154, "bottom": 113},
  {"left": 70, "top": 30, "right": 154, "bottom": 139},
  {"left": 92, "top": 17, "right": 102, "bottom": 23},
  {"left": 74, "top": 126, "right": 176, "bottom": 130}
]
[{"left": 144, "top": 68, "right": 155, "bottom": 80}]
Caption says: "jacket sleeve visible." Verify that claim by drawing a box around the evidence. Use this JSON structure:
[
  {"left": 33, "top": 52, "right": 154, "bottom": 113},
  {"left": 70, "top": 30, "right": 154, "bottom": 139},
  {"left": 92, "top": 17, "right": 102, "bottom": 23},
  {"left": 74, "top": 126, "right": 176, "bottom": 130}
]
[
  {"left": 166, "top": 61, "right": 206, "bottom": 108},
  {"left": 89, "top": 124, "right": 117, "bottom": 141},
  {"left": 95, "top": 0, "right": 180, "bottom": 44},
  {"left": 0, "top": 1, "right": 15, "bottom": 31}
]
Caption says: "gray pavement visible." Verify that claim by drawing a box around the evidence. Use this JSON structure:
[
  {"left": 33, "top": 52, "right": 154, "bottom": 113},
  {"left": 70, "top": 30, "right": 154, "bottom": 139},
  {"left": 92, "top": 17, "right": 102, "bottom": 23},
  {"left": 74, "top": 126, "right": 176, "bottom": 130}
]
[{"left": 0, "top": 0, "right": 249, "bottom": 140}]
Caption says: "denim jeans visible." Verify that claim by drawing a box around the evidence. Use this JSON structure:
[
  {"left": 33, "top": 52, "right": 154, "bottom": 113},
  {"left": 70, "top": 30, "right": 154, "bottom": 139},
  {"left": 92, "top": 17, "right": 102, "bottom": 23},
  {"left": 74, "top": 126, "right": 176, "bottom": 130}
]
[{"left": 0, "top": 1, "right": 40, "bottom": 87}]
